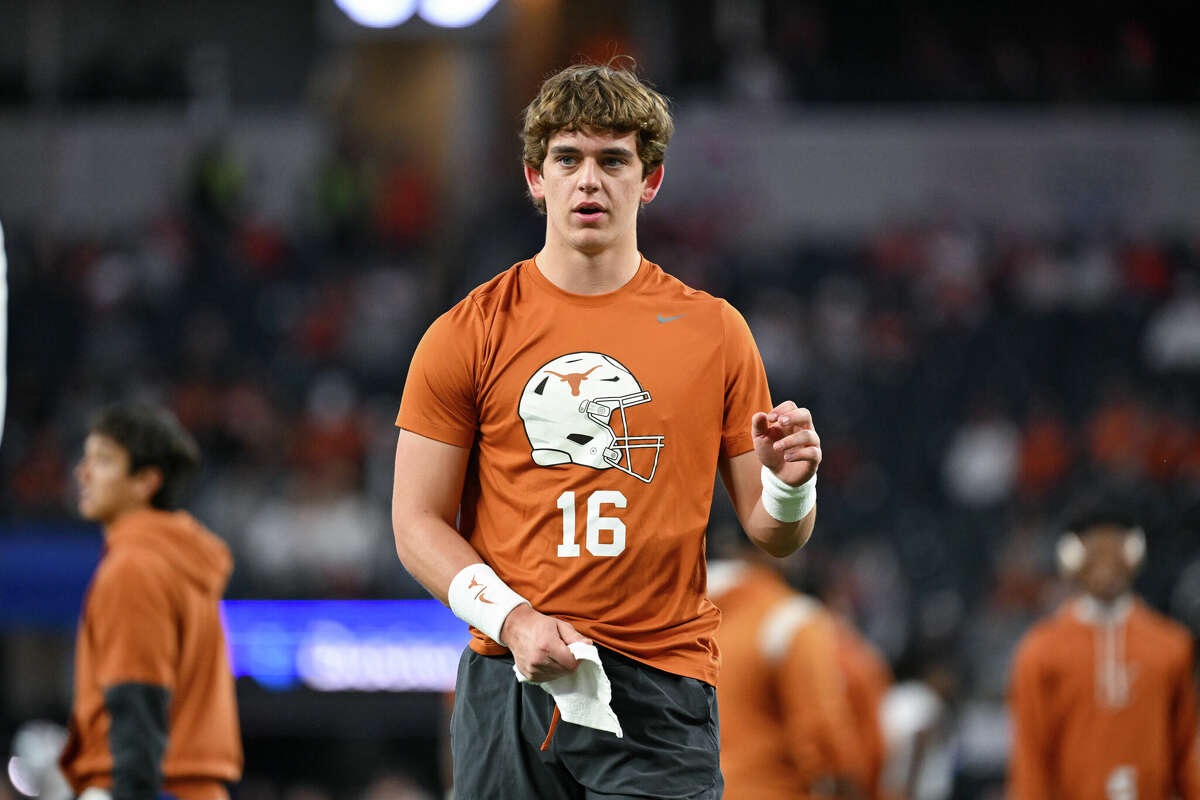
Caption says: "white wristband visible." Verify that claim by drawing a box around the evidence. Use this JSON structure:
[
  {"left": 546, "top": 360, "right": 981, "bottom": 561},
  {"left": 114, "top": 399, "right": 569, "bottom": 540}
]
[
  {"left": 447, "top": 564, "right": 529, "bottom": 647},
  {"left": 760, "top": 466, "right": 817, "bottom": 523}
]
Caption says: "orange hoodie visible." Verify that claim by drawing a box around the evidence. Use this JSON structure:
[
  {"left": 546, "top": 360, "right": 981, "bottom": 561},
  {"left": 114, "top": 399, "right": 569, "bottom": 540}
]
[
  {"left": 1008, "top": 596, "right": 1200, "bottom": 800},
  {"left": 834, "top": 617, "right": 892, "bottom": 800},
  {"left": 60, "top": 509, "right": 243, "bottom": 800}
]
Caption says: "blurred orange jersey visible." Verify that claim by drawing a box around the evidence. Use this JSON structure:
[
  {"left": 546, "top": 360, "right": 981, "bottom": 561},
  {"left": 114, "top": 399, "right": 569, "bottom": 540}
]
[
  {"left": 709, "top": 561, "right": 868, "bottom": 799},
  {"left": 396, "top": 256, "right": 771, "bottom": 684},
  {"left": 1008, "top": 596, "right": 1200, "bottom": 800},
  {"left": 835, "top": 617, "right": 892, "bottom": 799}
]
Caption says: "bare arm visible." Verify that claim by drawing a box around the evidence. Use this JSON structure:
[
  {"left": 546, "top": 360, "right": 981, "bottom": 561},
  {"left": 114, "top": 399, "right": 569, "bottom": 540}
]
[
  {"left": 391, "top": 429, "right": 586, "bottom": 680},
  {"left": 719, "top": 402, "right": 819, "bottom": 557},
  {"left": 391, "top": 428, "right": 481, "bottom": 603}
]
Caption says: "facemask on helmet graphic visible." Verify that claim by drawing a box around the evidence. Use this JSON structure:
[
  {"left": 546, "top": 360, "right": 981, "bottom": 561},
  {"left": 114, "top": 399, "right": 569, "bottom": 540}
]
[{"left": 518, "top": 352, "right": 665, "bottom": 483}]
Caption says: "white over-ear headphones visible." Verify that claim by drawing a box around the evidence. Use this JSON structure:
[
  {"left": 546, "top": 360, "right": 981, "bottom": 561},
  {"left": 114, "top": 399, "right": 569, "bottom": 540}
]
[{"left": 1056, "top": 527, "right": 1146, "bottom": 575}]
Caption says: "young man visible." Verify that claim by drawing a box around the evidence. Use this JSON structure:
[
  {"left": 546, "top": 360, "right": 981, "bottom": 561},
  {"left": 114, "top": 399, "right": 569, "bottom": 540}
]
[
  {"left": 60, "top": 403, "right": 243, "bottom": 800},
  {"left": 1008, "top": 501, "right": 1200, "bottom": 800},
  {"left": 393, "top": 63, "right": 822, "bottom": 798},
  {"left": 707, "top": 545, "right": 868, "bottom": 799}
]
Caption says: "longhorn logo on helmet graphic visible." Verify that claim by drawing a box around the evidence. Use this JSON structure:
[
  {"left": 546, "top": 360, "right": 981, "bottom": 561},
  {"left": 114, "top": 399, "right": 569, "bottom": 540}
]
[{"left": 518, "top": 352, "right": 665, "bottom": 483}]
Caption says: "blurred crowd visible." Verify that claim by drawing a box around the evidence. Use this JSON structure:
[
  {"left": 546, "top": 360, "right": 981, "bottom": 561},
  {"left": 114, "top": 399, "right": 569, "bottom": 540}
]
[
  {"left": 668, "top": 0, "right": 1189, "bottom": 105},
  {"left": 3, "top": 101, "right": 1200, "bottom": 800},
  {"left": 5, "top": 131, "right": 1199, "bottom": 645},
  {"left": 2, "top": 1, "right": 1190, "bottom": 109}
]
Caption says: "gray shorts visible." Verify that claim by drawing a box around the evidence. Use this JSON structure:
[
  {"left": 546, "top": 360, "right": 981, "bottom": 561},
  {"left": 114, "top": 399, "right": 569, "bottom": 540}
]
[{"left": 450, "top": 645, "right": 723, "bottom": 799}]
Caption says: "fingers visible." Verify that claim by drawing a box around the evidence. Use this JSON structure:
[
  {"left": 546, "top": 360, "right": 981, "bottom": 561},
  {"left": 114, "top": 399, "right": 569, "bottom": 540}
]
[
  {"left": 513, "top": 615, "right": 588, "bottom": 682},
  {"left": 767, "top": 404, "right": 813, "bottom": 430},
  {"left": 556, "top": 618, "right": 593, "bottom": 646},
  {"left": 767, "top": 400, "right": 798, "bottom": 420},
  {"left": 772, "top": 428, "right": 821, "bottom": 460},
  {"left": 751, "top": 411, "right": 770, "bottom": 439}
]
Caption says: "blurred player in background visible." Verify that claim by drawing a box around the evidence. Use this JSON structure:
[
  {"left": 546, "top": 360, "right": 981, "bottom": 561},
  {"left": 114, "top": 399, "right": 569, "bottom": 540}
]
[
  {"left": 707, "top": 530, "right": 868, "bottom": 799},
  {"left": 1008, "top": 499, "right": 1200, "bottom": 800},
  {"left": 1, "top": 218, "right": 7, "bottom": 448},
  {"left": 833, "top": 613, "right": 892, "bottom": 799},
  {"left": 392, "top": 61, "right": 822, "bottom": 798},
  {"left": 60, "top": 403, "right": 243, "bottom": 800}
]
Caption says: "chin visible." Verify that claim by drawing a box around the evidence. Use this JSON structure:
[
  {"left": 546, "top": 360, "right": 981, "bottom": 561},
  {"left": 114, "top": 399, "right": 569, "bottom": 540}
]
[{"left": 569, "top": 233, "right": 611, "bottom": 254}]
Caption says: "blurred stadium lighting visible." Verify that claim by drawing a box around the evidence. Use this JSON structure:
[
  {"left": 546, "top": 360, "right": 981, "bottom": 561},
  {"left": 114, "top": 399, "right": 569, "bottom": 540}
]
[
  {"left": 334, "top": 0, "right": 499, "bottom": 29},
  {"left": 334, "top": 0, "right": 419, "bottom": 28},
  {"left": 418, "top": 0, "right": 500, "bottom": 28}
]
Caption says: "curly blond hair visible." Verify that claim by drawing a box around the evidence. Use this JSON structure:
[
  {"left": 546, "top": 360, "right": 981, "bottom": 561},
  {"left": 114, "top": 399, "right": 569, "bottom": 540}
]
[{"left": 521, "top": 61, "right": 674, "bottom": 211}]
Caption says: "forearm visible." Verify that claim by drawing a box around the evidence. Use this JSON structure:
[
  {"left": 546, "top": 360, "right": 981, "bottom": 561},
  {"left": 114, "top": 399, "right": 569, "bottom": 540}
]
[
  {"left": 744, "top": 501, "right": 815, "bottom": 557},
  {"left": 392, "top": 511, "right": 488, "bottom": 605},
  {"left": 720, "top": 447, "right": 818, "bottom": 558}
]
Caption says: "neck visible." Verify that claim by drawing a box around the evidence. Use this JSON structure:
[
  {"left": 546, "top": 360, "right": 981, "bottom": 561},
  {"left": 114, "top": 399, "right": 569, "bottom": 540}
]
[
  {"left": 1076, "top": 593, "right": 1134, "bottom": 624},
  {"left": 103, "top": 502, "right": 155, "bottom": 526},
  {"left": 534, "top": 237, "right": 642, "bottom": 295}
]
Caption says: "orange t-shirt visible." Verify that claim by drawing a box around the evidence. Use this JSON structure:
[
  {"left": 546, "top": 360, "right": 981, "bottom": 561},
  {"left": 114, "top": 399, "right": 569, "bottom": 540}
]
[
  {"left": 396, "top": 256, "right": 771, "bottom": 685},
  {"left": 709, "top": 562, "right": 867, "bottom": 799},
  {"left": 1008, "top": 597, "right": 1200, "bottom": 800}
]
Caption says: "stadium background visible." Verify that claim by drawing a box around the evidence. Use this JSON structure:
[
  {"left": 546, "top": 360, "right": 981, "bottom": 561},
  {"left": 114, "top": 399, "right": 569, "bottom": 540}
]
[{"left": 1, "top": 0, "right": 1198, "bottom": 797}]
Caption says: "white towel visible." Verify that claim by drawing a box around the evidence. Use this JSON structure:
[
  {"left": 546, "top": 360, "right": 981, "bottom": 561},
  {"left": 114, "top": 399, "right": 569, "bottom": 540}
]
[{"left": 514, "top": 641, "right": 623, "bottom": 738}]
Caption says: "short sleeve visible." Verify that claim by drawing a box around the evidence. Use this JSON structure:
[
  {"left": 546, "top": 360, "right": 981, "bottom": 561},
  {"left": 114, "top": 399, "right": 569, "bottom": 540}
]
[
  {"left": 720, "top": 300, "right": 772, "bottom": 458},
  {"left": 396, "top": 298, "right": 484, "bottom": 448},
  {"left": 89, "top": 556, "right": 178, "bottom": 688}
]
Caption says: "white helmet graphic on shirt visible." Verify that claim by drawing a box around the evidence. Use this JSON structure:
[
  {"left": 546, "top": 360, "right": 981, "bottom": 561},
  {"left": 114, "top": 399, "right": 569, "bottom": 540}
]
[{"left": 519, "top": 352, "right": 665, "bottom": 483}]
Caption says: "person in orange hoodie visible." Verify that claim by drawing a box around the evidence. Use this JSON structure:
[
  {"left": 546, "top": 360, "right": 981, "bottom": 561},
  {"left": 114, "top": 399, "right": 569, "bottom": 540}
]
[
  {"left": 833, "top": 616, "right": 891, "bottom": 800},
  {"left": 709, "top": 532, "right": 869, "bottom": 800},
  {"left": 1008, "top": 498, "right": 1200, "bottom": 800},
  {"left": 60, "top": 403, "right": 243, "bottom": 800}
]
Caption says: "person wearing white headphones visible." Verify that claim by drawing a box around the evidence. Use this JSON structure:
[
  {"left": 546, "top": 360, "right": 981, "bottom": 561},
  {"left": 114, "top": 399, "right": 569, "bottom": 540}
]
[{"left": 1007, "top": 500, "right": 1200, "bottom": 800}]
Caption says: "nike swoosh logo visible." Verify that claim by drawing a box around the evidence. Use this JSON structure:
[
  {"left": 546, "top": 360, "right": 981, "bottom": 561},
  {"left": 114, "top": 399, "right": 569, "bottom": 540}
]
[{"left": 657, "top": 313, "right": 686, "bottom": 323}]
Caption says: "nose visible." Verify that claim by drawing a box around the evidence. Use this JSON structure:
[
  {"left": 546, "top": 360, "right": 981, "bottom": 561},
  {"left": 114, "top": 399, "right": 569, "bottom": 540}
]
[{"left": 578, "top": 158, "right": 600, "bottom": 192}]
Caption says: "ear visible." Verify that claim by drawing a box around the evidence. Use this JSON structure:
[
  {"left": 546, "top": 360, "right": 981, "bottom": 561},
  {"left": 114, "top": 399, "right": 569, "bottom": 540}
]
[
  {"left": 131, "top": 466, "right": 164, "bottom": 506},
  {"left": 1124, "top": 528, "right": 1146, "bottom": 570},
  {"left": 1057, "top": 532, "right": 1085, "bottom": 575},
  {"left": 641, "top": 165, "right": 665, "bottom": 204},
  {"left": 524, "top": 164, "right": 546, "bottom": 202}
]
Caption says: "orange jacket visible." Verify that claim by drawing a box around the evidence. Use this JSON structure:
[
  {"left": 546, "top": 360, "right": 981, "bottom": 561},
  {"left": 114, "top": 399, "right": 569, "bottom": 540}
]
[
  {"left": 835, "top": 617, "right": 892, "bottom": 799},
  {"left": 710, "top": 561, "right": 868, "bottom": 799},
  {"left": 1008, "top": 596, "right": 1200, "bottom": 800},
  {"left": 60, "top": 509, "right": 243, "bottom": 800}
]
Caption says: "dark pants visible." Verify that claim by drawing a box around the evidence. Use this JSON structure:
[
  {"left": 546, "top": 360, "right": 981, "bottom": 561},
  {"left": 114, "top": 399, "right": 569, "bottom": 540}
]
[{"left": 450, "top": 645, "right": 723, "bottom": 799}]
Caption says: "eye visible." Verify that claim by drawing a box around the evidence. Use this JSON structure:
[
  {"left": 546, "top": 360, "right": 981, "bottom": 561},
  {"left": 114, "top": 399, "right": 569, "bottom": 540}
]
[
  {"left": 604, "top": 157, "right": 628, "bottom": 168},
  {"left": 556, "top": 155, "right": 577, "bottom": 167}
]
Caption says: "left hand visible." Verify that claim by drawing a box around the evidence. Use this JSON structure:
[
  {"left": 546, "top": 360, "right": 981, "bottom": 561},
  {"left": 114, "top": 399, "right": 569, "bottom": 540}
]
[{"left": 751, "top": 401, "right": 821, "bottom": 487}]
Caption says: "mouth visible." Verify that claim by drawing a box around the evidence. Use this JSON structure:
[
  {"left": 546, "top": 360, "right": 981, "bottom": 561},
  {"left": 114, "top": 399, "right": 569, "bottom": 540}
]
[{"left": 573, "top": 203, "right": 606, "bottom": 221}]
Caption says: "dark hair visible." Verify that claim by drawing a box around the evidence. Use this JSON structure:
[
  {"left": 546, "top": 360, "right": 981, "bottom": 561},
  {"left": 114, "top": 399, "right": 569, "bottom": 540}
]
[
  {"left": 88, "top": 403, "right": 201, "bottom": 510},
  {"left": 1063, "top": 494, "right": 1141, "bottom": 537}
]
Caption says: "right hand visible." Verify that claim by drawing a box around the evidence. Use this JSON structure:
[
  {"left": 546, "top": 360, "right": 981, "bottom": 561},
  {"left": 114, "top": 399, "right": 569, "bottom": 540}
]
[{"left": 501, "top": 604, "right": 592, "bottom": 682}]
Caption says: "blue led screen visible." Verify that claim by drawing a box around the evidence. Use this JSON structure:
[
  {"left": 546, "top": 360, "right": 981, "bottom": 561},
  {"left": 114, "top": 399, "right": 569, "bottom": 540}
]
[{"left": 222, "top": 600, "right": 470, "bottom": 692}]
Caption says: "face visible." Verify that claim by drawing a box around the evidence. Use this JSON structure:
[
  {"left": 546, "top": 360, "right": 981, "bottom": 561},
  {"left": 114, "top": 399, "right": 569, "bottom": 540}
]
[
  {"left": 525, "top": 127, "right": 664, "bottom": 258},
  {"left": 1076, "top": 525, "right": 1137, "bottom": 603},
  {"left": 75, "top": 433, "right": 158, "bottom": 524}
]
